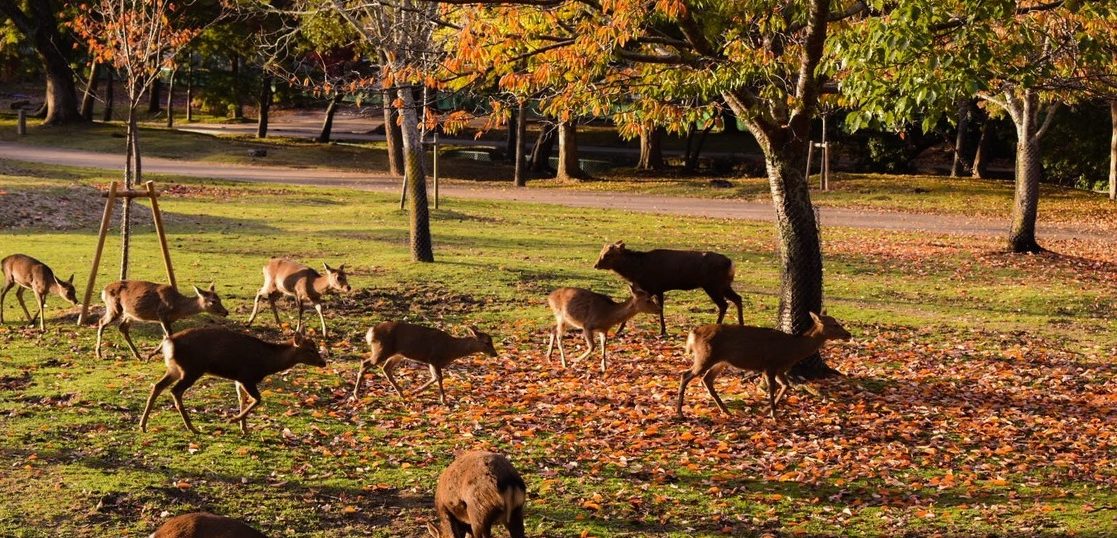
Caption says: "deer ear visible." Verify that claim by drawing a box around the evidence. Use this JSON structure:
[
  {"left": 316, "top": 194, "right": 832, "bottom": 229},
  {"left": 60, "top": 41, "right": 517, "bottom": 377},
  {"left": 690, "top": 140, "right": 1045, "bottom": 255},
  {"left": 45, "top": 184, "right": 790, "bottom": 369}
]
[
  {"left": 809, "top": 312, "right": 823, "bottom": 326},
  {"left": 208, "top": 282, "right": 216, "bottom": 292},
  {"left": 192, "top": 285, "right": 203, "bottom": 296},
  {"left": 66, "top": 274, "right": 74, "bottom": 284},
  {"left": 323, "top": 262, "right": 334, "bottom": 273},
  {"left": 337, "top": 264, "right": 346, "bottom": 272},
  {"left": 615, "top": 240, "right": 626, "bottom": 249},
  {"left": 467, "top": 325, "right": 480, "bottom": 337}
]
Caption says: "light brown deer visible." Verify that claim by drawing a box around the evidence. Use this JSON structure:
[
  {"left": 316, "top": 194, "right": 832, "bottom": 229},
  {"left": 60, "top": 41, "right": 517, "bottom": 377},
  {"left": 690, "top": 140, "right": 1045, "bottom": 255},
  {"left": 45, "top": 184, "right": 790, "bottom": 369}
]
[
  {"left": 677, "top": 312, "right": 851, "bottom": 420},
  {"left": 96, "top": 281, "right": 228, "bottom": 360},
  {"left": 545, "top": 285, "right": 661, "bottom": 373},
  {"left": 594, "top": 241, "right": 743, "bottom": 336},
  {"left": 151, "top": 512, "right": 268, "bottom": 538},
  {"left": 246, "top": 259, "right": 351, "bottom": 337},
  {"left": 429, "top": 451, "right": 526, "bottom": 538},
  {"left": 353, "top": 321, "right": 498, "bottom": 404},
  {"left": 140, "top": 327, "right": 325, "bottom": 434},
  {"left": 1, "top": 254, "right": 77, "bottom": 331}
]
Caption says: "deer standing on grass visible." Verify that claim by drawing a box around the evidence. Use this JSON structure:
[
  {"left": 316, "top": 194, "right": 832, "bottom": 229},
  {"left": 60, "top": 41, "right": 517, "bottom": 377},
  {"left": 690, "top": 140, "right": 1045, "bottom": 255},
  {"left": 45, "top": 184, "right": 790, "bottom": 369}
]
[
  {"left": 140, "top": 327, "right": 325, "bottom": 434},
  {"left": 677, "top": 312, "right": 851, "bottom": 420},
  {"left": 96, "top": 281, "right": 228, "bottom": 360},
  {"left": 353, "top": 321, "right": 498, "bottom": 404},
  {"left": 246, "top": 259, "right": 351, "bottom": 337},
  {"left": 151, "top": 512, "right": 267, "bottom": 538},
  {"left": 593, "top": 241, "right": 743, "bottom": 336},
  {"left": 429, "top": 451, "right": 526, "bottom": 538},
  {"left": 545, "top": 285, "right": 661, "bottom": 373},
  {"left": 1, "top": 254, "right": 77, "bottom": 331}
]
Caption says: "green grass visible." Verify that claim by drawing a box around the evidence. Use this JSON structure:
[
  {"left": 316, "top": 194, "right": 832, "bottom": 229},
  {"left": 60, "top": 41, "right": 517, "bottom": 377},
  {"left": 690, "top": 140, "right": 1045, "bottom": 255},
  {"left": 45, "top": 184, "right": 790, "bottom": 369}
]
[{"left": 1, "top": 161, "right": 1116, "bottom": 536}]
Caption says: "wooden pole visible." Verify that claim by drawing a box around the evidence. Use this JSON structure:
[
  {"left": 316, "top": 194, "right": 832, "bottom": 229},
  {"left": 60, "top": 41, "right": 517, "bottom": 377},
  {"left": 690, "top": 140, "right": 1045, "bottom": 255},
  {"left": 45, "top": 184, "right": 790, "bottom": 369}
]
[
  {"left": 805, "top": 142, "right": 814, "bottom": 185},
  {"left": 17, "top": 109, "right": 26, "bottom": 135},
  {"left": 146, "top": 181, "right": 176, "bottom": 289},
  {"left": 78, "top": 181, "right": 119, "bottom": 325},
  {"left": 822, "top": 143, "right": 831, "bottom": 191}
]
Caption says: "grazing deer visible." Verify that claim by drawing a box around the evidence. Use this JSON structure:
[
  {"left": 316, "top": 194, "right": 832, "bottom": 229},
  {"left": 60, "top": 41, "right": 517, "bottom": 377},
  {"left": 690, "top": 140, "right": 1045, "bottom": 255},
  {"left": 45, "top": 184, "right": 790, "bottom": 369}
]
[
  {"left": 151, "top": 512, "right": 268, "bottom": 538},
  {"left": 545, "top": 285, "right": 661, "bottom": 373},
  {"left": 1, "top": 254, "right": 77, "bottom": 331},
  {"left": 676, "top": 312, "right": 851, "bottom": 420},
  {"left": 429, "top": 451, "right": 526, "bottom": 538},
  {"left": 246, "top": 259, "right": 351, "bottom": 337},
  {"left": 593, "top": 241, "right": 743, "bottom": 336},
  {"left": 353, "top": 321, "right": 498, "bottom": 405},
  {"left": 140, "top": 327, "right": 325, "bottom": 434},
  {"left": 96, "top": 281, "right": 228, "bottom": 360}
]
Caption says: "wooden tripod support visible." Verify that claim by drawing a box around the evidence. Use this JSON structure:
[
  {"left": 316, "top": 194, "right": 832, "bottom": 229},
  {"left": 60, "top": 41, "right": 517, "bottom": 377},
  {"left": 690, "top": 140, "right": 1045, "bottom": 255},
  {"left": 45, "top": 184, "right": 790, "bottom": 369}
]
[{"left": 76, "top": 180, "right": 177, "bottom": 325}]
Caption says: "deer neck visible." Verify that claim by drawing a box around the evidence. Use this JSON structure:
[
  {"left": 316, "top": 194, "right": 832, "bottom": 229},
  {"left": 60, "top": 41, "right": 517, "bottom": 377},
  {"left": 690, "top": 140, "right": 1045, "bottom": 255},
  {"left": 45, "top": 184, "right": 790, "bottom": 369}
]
[
  {"left": 605, "top": 297, "right": 642, "bottom": 327},
  {"left": 175, "top": 294, "right": 205, "bottom": 318},
  {"left": 449, "top": 336, "right": 483, "bottom": 359},
  {"left": 609, "top": 252, "right": 643, "bottom": 280},
  {"left": 312, "top": 275, "right": 333, "bottom": 296},
  {"left": 268, "top": 347, "right": 304, "bottom": 376}
]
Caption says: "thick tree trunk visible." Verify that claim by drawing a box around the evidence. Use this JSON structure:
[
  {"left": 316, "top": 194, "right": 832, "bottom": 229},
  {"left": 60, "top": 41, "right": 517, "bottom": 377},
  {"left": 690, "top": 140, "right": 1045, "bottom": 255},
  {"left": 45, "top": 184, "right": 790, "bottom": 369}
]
[
  {"left": 256, "top": 76, "right": 272, "bottom": 139},
  {"left": 397, "top": 88, "right": 434, "bottom": 262},
  {"left": 513, "top": 100, "right": 528, "bottom": 186},
  {"left": 530, "top": 123, "right": 557, "bottom": 175},
  {"left": 383, "top": 90, "right": 405, "bottom": 176},
  {"left": 165, "top": 69, "right": 177, "bottom": 128},
  {"left": 506, "top": 107, "right": 518, "bottom": 162},
  {"left": 1006, "top": 94, "right": 1050, "bottom": 254},
  {"left": 951, "top": 100, "right": 970, "bottom": 177},
  {"left": 317, "top": 94, "right": 341, "bottom": 143},
  {"left": 1109, "top": 100, "right": 1116, "bottom": 201},
  {"left": 972, "top": 113, "right": 990, "bottom": 179},
  {"left": 637, "top": 125, "right": 665, "bottom": 171},
  {"left": 0, "top": 0, "right": 84, "bottom": 125},
  {"left": 102, "top": 68, "right": 114, "bottom": 122},
  {"left": 148, "top": 79, "right": 162, "bottom": 113},
  {"left": 557, "top": 120, "right": 589, "bottom": 180},
  {"left": 80, "top": 61, "right": 100, "bottom": 121}
]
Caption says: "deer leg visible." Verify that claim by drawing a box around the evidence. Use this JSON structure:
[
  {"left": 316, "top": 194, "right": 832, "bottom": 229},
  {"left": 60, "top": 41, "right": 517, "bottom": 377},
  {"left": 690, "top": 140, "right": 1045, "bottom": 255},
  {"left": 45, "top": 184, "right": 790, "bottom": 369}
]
[
  {"left": 235, "top": 382, "right": 249, "bottom": 434},
  {"left": 725, "top": 287, "right": 744, "bottom": 325},
  {"left": 705, "top": 286, "right": 729, "bottom": 325},
  {"left": 295, "top": 299, "right": 305, "bottom": 333},
  {"left": 228, "top": 383, "right": 261, "bottom": 428},
  {"left": 139, "top": 371, "right": 178, "bottom": 432},
  {"left": 352, "top": 360, "right": 370, "bottom": 399},
  {"left": 545, "top": 324, "right": 556, "bottom": 360},
  {"left": 314, "top": 302, "right": 327, "bottom": 338},
  {"left": 432, "top": 365, "right": 448, "bottom": 406},
  {"left": 0, "top": 281, "right": 12, "bottom": 323},
  {"left": 34, "top": 290, "right": 46, "bottom": 331},
  {"left": 555, "top": 323, "right": 568, "bottom": 368},
  {"left": 15, "top": 287, "right": 34, "bottom": 324},
  {"left": 765, "top": 371, "right": 780, "bottom": 420},
  {"left": 575, "top": 330, "right": 595, "bottom": 362},
  {"left": 676, "top": 369, "right": 699, "bottom": 416},
  {"left": 598, "top": 331, "right": 608, "bottom": 373},
  {"left": 614, "top": 320, "right": 627, "bottom": 337},
  {"left": 246, "top": 291, "right": 265, "bottom": 324},
  {"left": 169, "top": 373, "right": 201, "bottom": 434},
  {"left": 701, "top": 367, "right": 731, "bottom": 415},
  {"left": 773, "top": 373, "right": 790, "bottom": 405},
  {"left": 507, "top": 507, "right": 526, "bottom": 538},
  {"left": 656, "top": 293, "right": 667, "bottom": 337},
  {"left": 158, "top": 317, "right": 173, "bottom": 337},
  {"left": 118, "top": 320, "right": 143, "bottom": 360},
  {"left": 381, "top": 357, "right": 406, "bottom": 398},
  {"left": 95, "top": 312, "right": 117, "bottom": 359}
]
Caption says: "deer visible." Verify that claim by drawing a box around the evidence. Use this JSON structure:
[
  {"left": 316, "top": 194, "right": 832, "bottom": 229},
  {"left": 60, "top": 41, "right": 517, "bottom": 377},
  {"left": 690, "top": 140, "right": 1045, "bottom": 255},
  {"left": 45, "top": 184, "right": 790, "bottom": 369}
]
[
  {"left": 1, "top": 254, "right": 77, "bottom": 331},
  {"left": 151, "top": 512, "right": 268, "bottom": 538},
  {"left": 429, "top": 451, "right": 526, "bottom": 538},
  {"left": 353, "top": 321, "right": 498, "bottom": 405},
  {"left": 95, "top": 281, "right": 228, "bottom": 360},
  {"left": 545, "top": 284, "right": 661, "bottom": 373},
  {"left": 140, "top": 327, "right": 326, "bottom": 434},
  {"left": 593, "top": 241, "right": 743, "bottom": 337},
  {"left": 246, "top": 259, "right": 351, "bottom": 338},
  {"left": 676, "top": 312, "right": 851, "bottom": 421}
]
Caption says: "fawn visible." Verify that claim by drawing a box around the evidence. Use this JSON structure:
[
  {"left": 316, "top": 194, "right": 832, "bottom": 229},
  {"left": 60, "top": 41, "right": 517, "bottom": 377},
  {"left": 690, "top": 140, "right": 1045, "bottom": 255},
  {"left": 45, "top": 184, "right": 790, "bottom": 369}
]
[
  {"left": 96, "top": 281, "right": 228, "bottom": 359},
  {"left": 545, "top": 284, "right": 661, "bottom": 373},
  {"left": 150, "top": 512, "right": 267, "bottom": 537},
  {"left": 139, "top": 327, "right": 325, "bottom": 434},
  {"left": 1, "top": 254, "right": 77, "bottom": 331},
  {"left": 677, "top": 312, "right": 851, "bottom": 420},
  {"left": 353, "top": 321, "right": 498, "bottom": 404},
  {"left": 246, "top": 258, "right": 351, "bottom": 337},
  {"left": 430, "top": 451, "right": 526, "bottom": 538}
]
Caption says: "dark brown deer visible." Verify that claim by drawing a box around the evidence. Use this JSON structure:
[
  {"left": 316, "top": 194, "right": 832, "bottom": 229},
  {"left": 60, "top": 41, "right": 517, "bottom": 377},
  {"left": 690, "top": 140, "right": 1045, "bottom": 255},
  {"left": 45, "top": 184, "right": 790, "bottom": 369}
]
[
  {"left": 430, "top": 451, "right": 526, "bottom": 538},
  {"left": 677, "top": 312, "right": 851, "bottom": 420},
  {"left": 139, "top": 327, "right": 325, "bottom": 434},
  {"left": 246, "top": 259, "right": 351, "bottom": 337},
  {"left": 593, "top": 241, "right": 743, "bottom": 336},
  {"left": 1, "top": 254, "right": 77, "bottom": 331},
  {"left": 353, "top": 321, "right": 498, "bottom": 405},
  {"left": 545, "top": 284, "right": 661, "bottom": 373},
  {"left": 96, "top": 281, "right": 228, "bottom": 360},
  {"left": 151, "top": 512, "right": 268, "bottom": 538}
]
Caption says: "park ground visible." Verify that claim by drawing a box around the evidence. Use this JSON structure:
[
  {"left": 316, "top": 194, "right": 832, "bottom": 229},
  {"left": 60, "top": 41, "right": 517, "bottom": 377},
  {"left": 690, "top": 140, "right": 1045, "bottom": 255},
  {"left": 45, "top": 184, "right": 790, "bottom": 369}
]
[{"left": 0, "top": 118, "right": 1116, "bottom": 537}]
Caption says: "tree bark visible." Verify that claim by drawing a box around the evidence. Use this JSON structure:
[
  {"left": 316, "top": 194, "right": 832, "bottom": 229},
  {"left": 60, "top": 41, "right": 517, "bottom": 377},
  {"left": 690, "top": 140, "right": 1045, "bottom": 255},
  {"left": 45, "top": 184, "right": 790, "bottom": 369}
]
[
  {"left": 951, "top": 99, "right": 970, "bottom": 177},
  {"left": 256, "top": 76, "right": 272, "bottom": 138},
  {"left": 0, "top": 0, "right": 84, "bottom": 125},
  {"left": 972, "top": 110, "right": 990, "bottom": 179},
  {"left": 383, "top": 89, "right": 405, "bottom": 176},
  {"left": 506, "top": 107, "right": 519, "bottom": 162},
  {"left": 80, "top": 61, "right": 101, "bottom": 121},
  {"left": 637, "top": 125, "right": 665, "bottom": 171},
  {"left": 397, "top": 88, "right": 434, "bottom": 262},
  {"left": 165, "top": 68, "right": 177, "bottom": 128},
  {"left": 185, "top": 64, "right": 193, "bottom": 122},
  {"left": 557, "top": 119, "right": 589, "bottom": 180},
  {"left": 1004, "top": 91, "right": 1052, "bottom": 254},
  {"left": 230, "top": 54, "right": 244, "bottom": 119},
  {"left": 513, "top": 100, "right": 528, "bottom": 186},
  {"left": 1110, "top": 100, "right": 1116, "bottom": 201},
  {"left": 148, "top": 79, "right": 162, "bottom": 113},
  {"left": 530, "top": 122, "right": 557, "bottom": 175},
  {"left": 102, "top": 67, "right": 114, "bottom": 122},
  {"left": 317, "top": 94, "right": 341, "bottom": 143}
]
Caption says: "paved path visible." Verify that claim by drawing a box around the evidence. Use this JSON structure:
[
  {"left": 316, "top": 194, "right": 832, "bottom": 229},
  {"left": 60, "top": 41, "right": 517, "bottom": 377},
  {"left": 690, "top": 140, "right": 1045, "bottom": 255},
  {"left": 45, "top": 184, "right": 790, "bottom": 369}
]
[{"left": 0, "top": 142, "right": 1105, "bottom": 241}]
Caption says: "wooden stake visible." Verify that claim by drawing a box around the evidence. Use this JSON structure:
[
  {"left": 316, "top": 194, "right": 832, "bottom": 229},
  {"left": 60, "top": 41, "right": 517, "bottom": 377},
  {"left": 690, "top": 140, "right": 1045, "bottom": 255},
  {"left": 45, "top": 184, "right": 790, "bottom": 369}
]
[
  {"left": 78, "top": 181, "right": 119, "bottom": 325},
  {"left": 17, "top": 109, "right": 26, "bottom": 135},
  {"left": 146, "top": 181, "right": 176, "bottom": 289}
]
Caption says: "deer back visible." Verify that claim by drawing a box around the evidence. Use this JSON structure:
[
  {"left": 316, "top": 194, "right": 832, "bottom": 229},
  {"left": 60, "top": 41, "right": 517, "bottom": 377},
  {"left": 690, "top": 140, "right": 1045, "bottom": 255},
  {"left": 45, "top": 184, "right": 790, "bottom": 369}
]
[
  {"left": 151, "top": 512, "right": 268, "bottom": 538},
  {"left": 164, "top": 327, "right": 324, "bottom": 384},
  {"left": 370, "top": 321, "right": 494, "bottom": 366},
  {"left": 595, "top": 242, "right": 734, "bottom": 293},
  {"left": 436, "top": 451, "right": 526, "bottom": 531}
]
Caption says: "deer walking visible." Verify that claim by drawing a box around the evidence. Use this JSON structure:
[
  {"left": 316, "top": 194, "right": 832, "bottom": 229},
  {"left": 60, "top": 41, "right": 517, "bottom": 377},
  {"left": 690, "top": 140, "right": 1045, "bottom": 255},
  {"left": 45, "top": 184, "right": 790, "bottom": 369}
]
[
  {"left": 140, "top": 327, "right": 325, "bottom": 434},
  {"left": 151, "top": 512, "right": 268, "bottom": 538},
  {"left": 245, "top": 259, "right": 350, "bottom": 337},
  {"left": 353, "top": 321, "right": 498, "bottom": 405},
  {"left": 677, "top": 312, "right": 851, "bottom": 420},
  {"left": 96, "top": 281, "right": 228, "bottom": 360},
  {"left": 545, "top": 285, "right": 660, "bottom": 373},
  {"left": 594, "top": 241, "right": 743, "bottom": 336},
  {"left": 430, "top": 451, "right": 526, "bottom": 538},
  {"left": 1, "top": 254, "right": 77, "bottom": 331}
]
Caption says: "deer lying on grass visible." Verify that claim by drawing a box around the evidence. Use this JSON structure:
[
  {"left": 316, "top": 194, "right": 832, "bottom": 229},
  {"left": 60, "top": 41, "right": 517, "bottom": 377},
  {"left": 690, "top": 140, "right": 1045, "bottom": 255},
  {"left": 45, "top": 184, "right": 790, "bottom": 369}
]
[
  {"left": 353, "top": 321, "right": 498, "bottom": 405},
  {"left": 246, "top": 259, "right": 351, "bottom": 337},
  {"left": 545, "top": 284, "right": 661, "bottom": 373},
  {"left": 139, "top": 327, "right": 325, "bottom": 434},
  {"left": 151, "top": 512, "right": 268, "bottom": 538},
  {"left": 677, "top": 312, "right": 851, "bottom": 420},
  {"left": 594, "top": 241, "right": 743, "bottom": 336},
  {"left": 96, "top": 281, "right": 228, "bottom": 360},
  {"left": 430, "top": 451, "right": 526, "bottom": 538},
  {"left": 1, "top": 254, "right": 77, "bottom": 331}
]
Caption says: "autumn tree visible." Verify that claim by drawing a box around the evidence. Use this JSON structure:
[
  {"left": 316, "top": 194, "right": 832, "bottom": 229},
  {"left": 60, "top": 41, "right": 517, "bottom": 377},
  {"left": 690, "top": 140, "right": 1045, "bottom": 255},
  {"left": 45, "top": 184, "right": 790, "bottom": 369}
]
[{"left": 0, "top": 0, "right": 84, "bottom": 124}]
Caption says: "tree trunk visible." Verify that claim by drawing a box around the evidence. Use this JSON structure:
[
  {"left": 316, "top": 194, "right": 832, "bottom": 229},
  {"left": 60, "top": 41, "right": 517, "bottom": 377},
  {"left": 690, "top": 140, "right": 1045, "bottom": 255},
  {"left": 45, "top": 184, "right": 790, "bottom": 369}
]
[
  {"left": 165, "top": 68, "right": 177, "bottom": 128},
  {"left": 185, "top": 64, "right": 193, "bottom": 122},
  {"left": 951, "top": 99, "right": 969, "bottom": 177},
  {"left": 1109, "top": 100, "right": 1116, "bottom": 201},
  {"left": 506, "top": 107, "right": 518, "bottom": 162},
  {"left": 530, "top": 122, "right": 557, "bottom": 175},
  {"left": 0, "top": 1, "right": 84, "bottom": 124},
  {"left": 557, "top": 119, "right": 589, "bottom": 180},
  {"left": 317, "top": 94, "right": 341, "bottom": 143},
  {"left": 256, "top": 76, "right": 272, "bottom": 138},
  {"left": 1007, "top": 94, "right": 1049, "bottom": 254},
  {"left": 972, "top": 112, "right": 990, "bottom": 179},
  {"left": 120, "top": 109, "right": 139, "bottom": 279},
  {"left": 637, "top": 125, "right": 665, "bottom": 171},
  {"left": 397, "top": 88, "right": 434, "bottom": 262},
  {"left": 102, "top": 67, "right": 114, "bottom": 122},
  {"left": 148, "top": 79, "right": 162, "bottom": 113},
  {"left": 513, "top": 100, "right": 528, "bottom": 186},
  {"left": 230, "top": 54, "right": 243, "bottom": 119},
  {"left": 383, "top": 89, "right": 405, "bottom": 176},
  {"left": 80, "top": 61, "right": 100, "bottom": 121}
]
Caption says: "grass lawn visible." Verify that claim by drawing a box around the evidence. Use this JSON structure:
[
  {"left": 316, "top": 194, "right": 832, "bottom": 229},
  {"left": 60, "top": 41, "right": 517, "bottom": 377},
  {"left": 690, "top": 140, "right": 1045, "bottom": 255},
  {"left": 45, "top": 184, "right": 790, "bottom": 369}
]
[{"left": 1, "top": 160, "right": 1115, "bottom": 537}]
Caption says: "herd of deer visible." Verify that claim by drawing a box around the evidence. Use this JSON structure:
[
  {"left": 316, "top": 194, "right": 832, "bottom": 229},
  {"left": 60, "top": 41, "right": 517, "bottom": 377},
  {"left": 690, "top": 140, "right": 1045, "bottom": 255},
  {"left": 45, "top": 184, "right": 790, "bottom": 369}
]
[{"left": 2, "top": 241, "right": 850, "bottom": 537}]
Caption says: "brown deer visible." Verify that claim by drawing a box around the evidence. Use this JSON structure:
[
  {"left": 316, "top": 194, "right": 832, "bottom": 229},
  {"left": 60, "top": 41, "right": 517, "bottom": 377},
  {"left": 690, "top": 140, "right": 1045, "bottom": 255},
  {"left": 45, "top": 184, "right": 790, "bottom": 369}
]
[
  {"left": 151, "top": 512, "right": 267, "bottom": 538},
  {"left": 1, "top": 254, "right": 77, "bottom": 331},
  {"left": 676, "top": 312, "right": 851, "bottom": 420},
  {"left": 594, "top": 241, "right": 743, "bottom": 336},
  {"left": 140, "top": 327, "right": 325, "bottom": 434},
  {"left": 429, "top": 451, "right": 526, "bottom": 538},
  {"left": 545, "top": 284, "right": 661, "bottom": 373},
  {"left": 96, "top": 281, "right": 228, "bottom": 360},
  {"left": 246, "top": 259, "right": 351, "bottom": 337},
  {"left": 353, "top": 321, "right": 498, "bottom": 404}
]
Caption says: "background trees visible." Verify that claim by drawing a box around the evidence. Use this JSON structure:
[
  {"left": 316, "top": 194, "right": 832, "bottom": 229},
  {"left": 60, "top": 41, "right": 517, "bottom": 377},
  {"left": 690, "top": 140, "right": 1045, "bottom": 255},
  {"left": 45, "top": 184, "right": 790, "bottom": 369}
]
[{"left": 0, "top": 0, "right": 82, "bottom": 124}]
